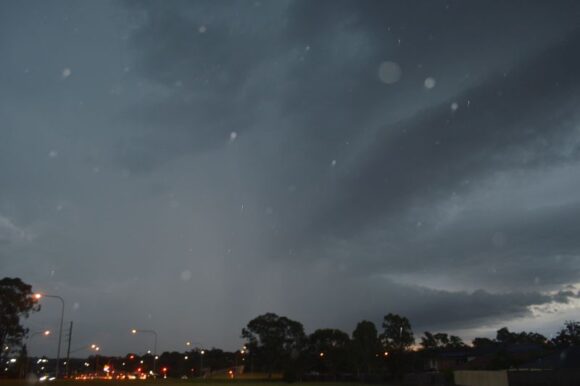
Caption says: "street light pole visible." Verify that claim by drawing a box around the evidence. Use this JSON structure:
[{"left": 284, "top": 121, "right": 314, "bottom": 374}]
[
  {"left": 200, "top": 350, "right": 205, "bottom": 377},
  {"left": 34, "top": 294, "right": 65, "bottom": 379},
  {"left": 24, "top": 330, "right": 51, "bottom": 375},
  {"left": 185, "top": 341, "right": 204, "bottom": 378},
  {"left": 90, "top": 345, "right": 101, "bottom": 375},
  {"left": 131, "top": 329, "right": 158, "bottom": 376},
  {"left": 65, "top": 321, "right": 73, "bottom": 377}
]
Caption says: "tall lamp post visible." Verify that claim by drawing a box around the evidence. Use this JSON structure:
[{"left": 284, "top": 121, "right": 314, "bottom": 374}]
[
  {"left": 185, "top": 341, "right": 204, "bottom": 378},
  {"left": 26, "top": 330, "right": 51, "bottom": 345},
  {"left": 34, "top": 294, "right": 65, "bottom": 379},
  {"left": 91, "top": 345, "right": 100, "bottom": 374},
  {"left": 69, "top": 344, "right": 99, "bottom": 375},
  {"left": 24, "top": 330, "right": 51, "bottom": 375},
  {"left": 200, "top": 349, "right": 205, "bottom": 377},
  {"left": 131, "top": 329, "right": 158, "bottom": 376}
]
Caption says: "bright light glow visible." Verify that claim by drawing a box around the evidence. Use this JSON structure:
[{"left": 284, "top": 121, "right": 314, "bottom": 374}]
[
  {"left": 131, "top": 329, "right": 137, "bottom": 334},
  {"left": 34, "top": 294, "right": 42, "bottom": 300},
  {"left": 9, "top": 358, "right": 16, "bottom": 363},
  {"left": 200, "top": 350, "right": 205, "bottom": 355},
  {"left": 186, "top": 341, "right": 191, "bottom": 346},
  {"left": 384, "top": 351, "right": 389, "bottom": 357},
  {"left": 184, "top": 356, "right": 188, "bottom": 360},
  {"left": 43, "top": 330, "right": 51, "bottom": 336},
  {"left": 319, "top": 352, "right": 324, "bottom": 357},
  {"left": 91, "top": 344, "right": 96, "bottom": 349},
  {"left": 162, "top": 367, "right": 167, "bottom": 373}
]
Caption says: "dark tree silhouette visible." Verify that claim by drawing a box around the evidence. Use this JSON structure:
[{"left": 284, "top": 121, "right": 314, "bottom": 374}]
[
  {"left": 552, "top": 321, "right": 580, "bottom": 348},
  {"left": 241, "top": 312, "right": 305, "bottom": 378},
  {"left": 380, "top": 313, "right": 414, "bottom": 352},
  {"left": 0, "top": 277, "right": 39, "bottom": 362},
  {"left": 352, "top": 320, "right": 381, "bottom": 375},
  {"left": 308, "top": 328, "right": 351, "bottom": 376}
]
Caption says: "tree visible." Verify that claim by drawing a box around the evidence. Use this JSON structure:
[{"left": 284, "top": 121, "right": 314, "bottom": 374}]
[
  {"left": 241, "top": 313, "right": 305, "bottom": 378},
  {"left": 0, "top": 278, "right": 39, "bottom": 362},
  {"left": 380, "top": 314, "right": 415, "bottom": 379},
  {"left": 472, "top": 337, "right": 495, "bottom": 348},
  {"left": 308, "top": 328, "right": 351, "bottom": 376},
  {"left": 421, "top": 332, "right": 465, "bottom": 350},
  {"left": 448, "top": 335, "right": 466, "bottom": 349},
  {"left": 421, "top": 332, "right": 448, "bottom": 350},
  {"left": 380, "top": 313, "right": 414, "bottom": 352},
  {"left": 495, "top": 327, "right": 548, "bottom": 346},
  {"left": 496, "top": 327, "right": 514, "bottom": 344},
  {"left": 352, "top": 320, "right": 381, "bottom": 374},
  {"left": 552, "top": 321, "right": 580, "bottom": 348},
  {"left": 420, "top": 331, "right": 437, "bottom": 350}
]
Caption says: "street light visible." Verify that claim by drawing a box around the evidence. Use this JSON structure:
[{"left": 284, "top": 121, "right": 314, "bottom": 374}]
[
  {"left": 185, "top": 340, "right": 203, "bottom": 348},
  {"left": 34, "top": 293, "right": 65, "bottom": 379},
  {"left": 91, "top": 345, "right": 100, "bottom": 374},
  {"left": 184, "top": 340, "right": 204, "bottom": 378},
  {"left": 200, "top": 349, "right": 205, "bottom": 376},
  {"left": 131, "top": 329, "right": 158, "bottom": 376},
  {"left": 26, "top": 330, "right": 51, "bottom": 343},
  {"left": 24, "top": 330, "right": 51, "bottom": 374},
  {"left": 241, "top": 345, "right": 253, "bottom": 373},
  {"left": 69, "top": 344, "right": 101, "bottom": 374}
]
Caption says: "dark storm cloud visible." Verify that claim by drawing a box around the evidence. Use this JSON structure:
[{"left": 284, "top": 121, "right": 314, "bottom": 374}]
[
  {"left": 119, "top": 0, "right": 580, "bottom": 279},
  {"left": 391, "top": 287, "right": 575, "bottom": 331},
  {"left": 293, "top": 32, "right": 580, "bottom": 291},
  {"left": 118, "top": 0, "right": 578, "bottom": 172},
  {"left": 256, "top": 267, "right": 580, "bottom": 334},
  {"left": 305, "top": 31, "right": 580, "bottom": 244}
]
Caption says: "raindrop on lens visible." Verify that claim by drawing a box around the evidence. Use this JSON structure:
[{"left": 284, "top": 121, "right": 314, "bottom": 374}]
[
  {"left": 424, "top": 77, "right": 436, "bottom": 89},
  {"left": 378, "top": 61, "right": 402, "bottom": 84}
]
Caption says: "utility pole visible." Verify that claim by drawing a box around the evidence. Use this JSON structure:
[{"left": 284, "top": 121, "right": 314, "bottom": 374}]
[
  {"left": 33, "top": 294, "right": 65, "bottom": 378},
  {"left": 65, "top": 321, "right": 73, "bottom": 377}
]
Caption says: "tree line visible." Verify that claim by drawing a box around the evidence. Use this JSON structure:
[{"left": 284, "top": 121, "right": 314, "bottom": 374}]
[
  {"left": 2, "top": 277, "right": 579, "bottom": 380},
  {"left": 241, "top": 312, "right": 580, "bottom": 381}
]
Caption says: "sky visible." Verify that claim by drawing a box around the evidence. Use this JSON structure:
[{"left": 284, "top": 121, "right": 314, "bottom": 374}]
[{"left": 1, "top": 0, "right": 580, "bottom": 356}]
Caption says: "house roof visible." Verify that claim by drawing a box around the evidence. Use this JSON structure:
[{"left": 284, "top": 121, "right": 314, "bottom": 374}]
[{"left": 520, "top": 346, "right": 580, "bottom": 370}]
